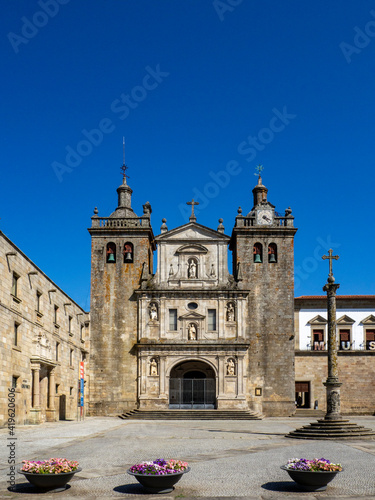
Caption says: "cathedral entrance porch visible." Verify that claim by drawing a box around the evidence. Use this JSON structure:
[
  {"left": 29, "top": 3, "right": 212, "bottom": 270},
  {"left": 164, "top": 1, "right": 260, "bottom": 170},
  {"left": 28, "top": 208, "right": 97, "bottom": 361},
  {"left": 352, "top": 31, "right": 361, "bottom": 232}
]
[{"left": 169, "top": 364, "right": 216, "bottom": 409}]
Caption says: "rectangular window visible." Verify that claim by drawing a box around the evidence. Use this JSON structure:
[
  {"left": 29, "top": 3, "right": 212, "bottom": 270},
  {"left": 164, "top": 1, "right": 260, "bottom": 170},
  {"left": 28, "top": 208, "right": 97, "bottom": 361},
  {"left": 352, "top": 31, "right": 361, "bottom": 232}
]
[
  {"left": 12, "top": 273, "right": 19, "bottom": 297},
  {"left": 68, "top": 316, "right": 72, "bottom": 334},
  {"left": 70, "top": 349, "right": 74, "bottom": 366},
  {"left": 56, "top": 342, "right": 60, "bottom": 361},
  {"left": 339, "top": 329, "right": 351, "bottom": 350},
  {"left": 70, "top": 387, "right": 73, "bottom": 396},
  {"left": 366, "top": 329, "right": 375, "bottom": 350},
  {"left": 36, "top": 291, "right": 42, "bottom": 312},
  {"left": 208, "top": 309, "right": 217, "bottom": 331},
  {"left": 169, "top": 309, "right": 177, "bottom": 331},
  {"left": 54, "top": 305, "right": 58, "bottom": 325},
  {"left": 55, "top": 384, "right": 59, "bottom": 394},
  {"left": 14, "top": 322, "right": 19, "bottom": 346},
  {"left": 80, "top": 324, "right": 84, "bottom": 341},
  {"left": 313, "top": 329, "right": 324, "bottom": 350},
  {"left": 12, "top": 376, "right": 18, "bottom": 389}
]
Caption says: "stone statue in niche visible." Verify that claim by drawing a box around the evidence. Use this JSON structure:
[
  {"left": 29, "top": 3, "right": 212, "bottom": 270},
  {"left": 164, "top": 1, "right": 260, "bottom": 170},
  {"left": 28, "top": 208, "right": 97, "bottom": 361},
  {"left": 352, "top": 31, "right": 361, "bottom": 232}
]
[
  {"left": 210, "top": 264, "right": 215, "bottom": 277},
  {"left": 227, "top": 303, "right": 235, "bottom": 322},
  {"left": 188, "top": 259, "right": 197, "bottom": 278},
  {"left": 188, "top": 323, "right": 197, "bottom": 340},
  {"left": 227, "top": 358, "right": 235, "bottom": 376},
  {"left": 149, "top": 303, "right": 158, "bottom": 321},
  {"left": 169, "top": 264, "right": 174, "bottom": 276},
  {"left": 150, "top": 358, "right": 158, "bottom": 376}
]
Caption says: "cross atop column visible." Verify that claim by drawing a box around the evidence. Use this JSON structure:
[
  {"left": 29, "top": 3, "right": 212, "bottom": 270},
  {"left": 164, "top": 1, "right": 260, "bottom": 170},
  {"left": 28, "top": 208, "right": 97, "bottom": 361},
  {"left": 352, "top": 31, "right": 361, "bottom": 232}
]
[
  {"left": 187, "top": 199, "right": 199, "bottom": 222},
  {"left": 322, "top": 249, "right": 339, "bottom": 282}
]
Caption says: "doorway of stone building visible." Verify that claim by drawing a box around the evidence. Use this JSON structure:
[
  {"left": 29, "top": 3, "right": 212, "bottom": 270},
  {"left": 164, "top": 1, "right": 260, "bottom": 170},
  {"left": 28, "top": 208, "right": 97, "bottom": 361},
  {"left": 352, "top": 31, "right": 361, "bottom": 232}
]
[
  {"left": 295, "top": 381, "right": 311, "bottom": 408},
  {"left": 59, "top": 394, "right": 66, "bottom": 420},
  {"left": 169, "top": 362, "right": 216, "bottom": 409}
]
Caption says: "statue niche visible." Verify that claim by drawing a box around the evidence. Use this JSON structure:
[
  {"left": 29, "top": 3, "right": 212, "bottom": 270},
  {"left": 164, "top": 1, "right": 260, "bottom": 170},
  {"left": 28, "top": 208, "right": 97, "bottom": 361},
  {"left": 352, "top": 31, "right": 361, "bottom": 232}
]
[
  {"left": 187, "top": 258, "right": 198, "bottom": 279},
  {"left": 226, "top": 302, "right": 235, "bottom": 322},
  {"left": 149, "top": 302, "right": 158, "bottom": 321},
  {"left": 150, "top": 358, "right": 158, "bottom": 376},
  {"left": 226, "top": 358, "right": 236, "bottom": 376},
  {"left": 188, "top": 323, "right": 197, "bottom": 340}
]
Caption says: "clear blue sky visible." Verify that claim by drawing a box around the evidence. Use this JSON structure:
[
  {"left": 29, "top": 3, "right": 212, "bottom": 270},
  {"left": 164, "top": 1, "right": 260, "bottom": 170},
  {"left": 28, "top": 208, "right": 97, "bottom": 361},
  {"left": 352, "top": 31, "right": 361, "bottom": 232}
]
[{"left": 2, "top": 1, "right": 375, "bottom": 309}]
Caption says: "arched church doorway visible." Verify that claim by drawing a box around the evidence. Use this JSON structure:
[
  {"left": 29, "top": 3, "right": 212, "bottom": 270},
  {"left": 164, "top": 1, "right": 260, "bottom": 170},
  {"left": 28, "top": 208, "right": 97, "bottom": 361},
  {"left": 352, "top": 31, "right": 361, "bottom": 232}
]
[{"left": 169, "top": 360, "right": 216, "bottom": 409}]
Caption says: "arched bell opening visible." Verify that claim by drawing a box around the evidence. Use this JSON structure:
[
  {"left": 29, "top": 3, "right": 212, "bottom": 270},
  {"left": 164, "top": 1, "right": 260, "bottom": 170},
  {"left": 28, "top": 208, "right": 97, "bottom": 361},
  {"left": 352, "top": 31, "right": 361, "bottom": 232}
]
[
  {"left": 253, "top": 242, "right": 263, "bottom": 263},
  {"left": 106, "top": 242, "right": 116, "bottom": 263},
  {"left": 268, "top": 242, "right": 277, "bottom": 263},
  {"left": 123, "top": 242, "right": 133, "bottom": 263},
  {"left": 169, "top": 360, "right": 216, "bottom": 409}
]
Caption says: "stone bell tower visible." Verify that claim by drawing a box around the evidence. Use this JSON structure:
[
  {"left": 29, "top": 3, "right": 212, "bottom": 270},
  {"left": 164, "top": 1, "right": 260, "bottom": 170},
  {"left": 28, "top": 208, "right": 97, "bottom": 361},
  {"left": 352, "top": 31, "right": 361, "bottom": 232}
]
[
  {"left": 230, "top": 172, "right": 297, "bottom": 416},
  {"left": 88, "top": 165, "right": 155, "bottom": 415}
]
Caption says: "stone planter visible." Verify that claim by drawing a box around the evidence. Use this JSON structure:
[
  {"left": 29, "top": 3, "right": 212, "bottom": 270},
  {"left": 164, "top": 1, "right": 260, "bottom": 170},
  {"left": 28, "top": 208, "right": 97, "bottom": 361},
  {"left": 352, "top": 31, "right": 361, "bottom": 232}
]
[
  {"left": 127, "top": 467, "right": 190, "bottom": 493},
  {"left": 280, "top": 465, "right": 341, "bottom": 491},
  {"left": 18, "top": 468, "right": 82, "bottom": 492}
]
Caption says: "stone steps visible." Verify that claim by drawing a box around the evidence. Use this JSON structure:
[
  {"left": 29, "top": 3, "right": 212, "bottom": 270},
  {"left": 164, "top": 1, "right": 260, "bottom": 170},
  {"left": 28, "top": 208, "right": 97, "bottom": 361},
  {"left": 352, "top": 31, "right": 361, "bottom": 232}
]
[
  {"left": 287, "top": 418, "right": 375, "bottom": 440},
  {"left": 119, "top": 409, "right": 263, "bottom": 420}
]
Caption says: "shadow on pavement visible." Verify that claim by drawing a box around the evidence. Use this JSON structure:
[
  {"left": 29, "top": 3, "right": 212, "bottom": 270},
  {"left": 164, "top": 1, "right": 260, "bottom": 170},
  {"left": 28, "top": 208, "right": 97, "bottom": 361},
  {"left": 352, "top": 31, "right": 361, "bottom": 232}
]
[
  {"left": 10, "top": 482, "right": 72, "bottom": 494},
  {"left": 261, "top": 481, "right": 302, "bottom": 492},
  {"left": 114, "top": 483, "right": 151, "bottom": 495}
]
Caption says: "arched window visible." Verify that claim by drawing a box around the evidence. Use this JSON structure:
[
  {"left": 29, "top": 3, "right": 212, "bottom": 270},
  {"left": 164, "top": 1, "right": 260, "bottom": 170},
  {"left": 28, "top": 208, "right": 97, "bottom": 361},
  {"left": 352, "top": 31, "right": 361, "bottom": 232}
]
[
  {"left": 123, "top": 242, "right": 133, "bottom": 263},
  {"left": 253, "top": 243, "right": 262, "bottom": 263},
  {"left": 268, "top": 243, "right": 277, "bottom": 263},
  {"left": 106, "top": 242, "right": 116, "bottom": 263}
]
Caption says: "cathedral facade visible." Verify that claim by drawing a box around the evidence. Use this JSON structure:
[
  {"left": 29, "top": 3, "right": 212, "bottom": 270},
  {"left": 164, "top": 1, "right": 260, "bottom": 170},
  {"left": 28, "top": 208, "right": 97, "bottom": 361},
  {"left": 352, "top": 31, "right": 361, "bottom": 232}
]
[{"left": 88, "top": 174, "right": 297, "bottom": 417}]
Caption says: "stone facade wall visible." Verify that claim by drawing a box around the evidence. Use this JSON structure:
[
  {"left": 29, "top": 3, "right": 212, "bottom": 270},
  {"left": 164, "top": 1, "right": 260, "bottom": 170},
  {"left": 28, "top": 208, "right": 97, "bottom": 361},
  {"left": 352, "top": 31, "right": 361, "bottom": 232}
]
[
  {"left": 0, "top": 231, "right": 89, "bottom": 426},
  {"left": 89, "top": 230, "right": 153, "bottom": 415},
  {"left": 295, "top": 352, "right": 375, "bottom": 414},
  {"left": 231, "top": 229, "right": 296, "bottom": 416}
]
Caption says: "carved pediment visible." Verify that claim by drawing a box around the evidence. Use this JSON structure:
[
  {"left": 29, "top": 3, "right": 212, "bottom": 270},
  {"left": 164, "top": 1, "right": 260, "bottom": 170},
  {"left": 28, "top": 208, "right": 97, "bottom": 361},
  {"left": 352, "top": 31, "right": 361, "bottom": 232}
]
[
  {"left": 307, "top": 315, "right": 327, "bottom": 325},
  {"left": 176, "top": 244, "right": 208, "bottom": 254},
  {"left": 156, "top": 222, "right": 230, "bottom": 242},
  {"left": 179, "top": 311, "right": 206, "bottom": 320},
  {"left": 361, "top": 314, "right": 375, "bottom": 325},
  {"left": 337, "top": 314, "right": 355, "bottom": 325}
]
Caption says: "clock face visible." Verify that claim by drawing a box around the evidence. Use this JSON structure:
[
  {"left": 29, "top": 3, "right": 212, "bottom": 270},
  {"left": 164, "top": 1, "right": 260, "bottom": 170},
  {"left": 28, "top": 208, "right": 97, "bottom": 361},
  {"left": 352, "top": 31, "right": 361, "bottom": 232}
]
[{"left": 257, "top": 209, "right": 273, "bottom": 225}]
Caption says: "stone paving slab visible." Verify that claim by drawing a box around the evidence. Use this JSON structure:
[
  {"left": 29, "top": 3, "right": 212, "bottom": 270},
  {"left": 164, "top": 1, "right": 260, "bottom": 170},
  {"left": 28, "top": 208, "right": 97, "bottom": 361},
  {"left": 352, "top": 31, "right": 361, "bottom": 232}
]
[{"left": 1, "top": 417, "right": 375, "bottom": 499}]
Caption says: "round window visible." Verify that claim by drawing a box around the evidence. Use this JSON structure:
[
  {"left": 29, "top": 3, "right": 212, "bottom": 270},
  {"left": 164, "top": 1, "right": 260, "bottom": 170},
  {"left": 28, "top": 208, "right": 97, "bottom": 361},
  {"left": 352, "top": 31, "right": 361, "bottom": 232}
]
[{"left": 187, "top": 302, "right": 198, "bottom": 310}]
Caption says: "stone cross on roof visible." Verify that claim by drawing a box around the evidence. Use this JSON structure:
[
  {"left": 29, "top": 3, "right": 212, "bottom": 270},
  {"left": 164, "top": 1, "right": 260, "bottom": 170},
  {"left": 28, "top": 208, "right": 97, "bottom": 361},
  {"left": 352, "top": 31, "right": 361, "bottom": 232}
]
[
  {"left": 322, "top": 248, "right": 339, "bottom": 283},
  {"left": 187, "top": 199, "right": 199, "bottom": 222}
]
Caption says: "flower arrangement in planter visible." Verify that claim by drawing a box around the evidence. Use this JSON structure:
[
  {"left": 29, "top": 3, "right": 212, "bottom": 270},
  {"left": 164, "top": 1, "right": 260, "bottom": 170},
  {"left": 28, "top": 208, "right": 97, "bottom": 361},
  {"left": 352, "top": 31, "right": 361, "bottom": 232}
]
[
  {"left": 127, "top": 459, "right": 190, "bottom": 493},
  {"left": 285, "top": 458, "right": 342, "bottom": 472},
  {"left": 281, "top": 458, "right": 343, "bottom": 491},
  {"left": 18, "top": 458, "right": 81, "bottom": 491}
]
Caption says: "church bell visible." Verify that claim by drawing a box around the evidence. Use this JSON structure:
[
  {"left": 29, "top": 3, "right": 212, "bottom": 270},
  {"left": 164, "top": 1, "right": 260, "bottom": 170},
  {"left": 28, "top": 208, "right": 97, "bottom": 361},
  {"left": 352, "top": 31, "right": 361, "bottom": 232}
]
[
  {"left": 254, "top": 254, "right": 262, "bottom": 263},
  {"left": 124, "top": 252, "right": 133, "bottom": 263},
  {"left": 107, "top": 253, "right": 115, "bottom": 263},
  {"left": 269, "top": 253, "right": 276, "bottom": 263}
]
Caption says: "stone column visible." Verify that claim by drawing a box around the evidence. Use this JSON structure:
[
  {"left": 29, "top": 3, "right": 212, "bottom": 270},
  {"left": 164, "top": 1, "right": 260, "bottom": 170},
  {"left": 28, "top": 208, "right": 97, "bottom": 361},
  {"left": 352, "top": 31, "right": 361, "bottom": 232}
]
[
  {"left": 46, "top": 368, "right": 57, "bottom": 422},
  {"left": 31, "top": 364, "right": 40, "bottom": 408},
  {"left": 323, "top": 280, "right": 342, "bottom": 421},
  {"left": 30, "top": 363, "right": 41, "bottom": 424}
]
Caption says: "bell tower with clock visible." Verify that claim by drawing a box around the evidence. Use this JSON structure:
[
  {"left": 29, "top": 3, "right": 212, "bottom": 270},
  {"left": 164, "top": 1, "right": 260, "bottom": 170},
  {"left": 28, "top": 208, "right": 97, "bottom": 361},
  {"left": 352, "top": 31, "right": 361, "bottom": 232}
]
[{"left": 230, "top": 171, "right": 297, "bottom": 416}]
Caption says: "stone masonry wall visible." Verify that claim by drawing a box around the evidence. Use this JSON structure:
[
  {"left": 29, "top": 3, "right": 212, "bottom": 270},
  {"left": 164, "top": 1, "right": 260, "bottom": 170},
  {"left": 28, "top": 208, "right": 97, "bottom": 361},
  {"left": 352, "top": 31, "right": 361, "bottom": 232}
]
[
  {"left": 89, "top": 232, "right": 152, "bottom": 415},
  {"left": 295, "top": 352, "right": 375, "bottom": 414},
  {"left": 233, "top": 230, "right": 296, "bottom": 416}
]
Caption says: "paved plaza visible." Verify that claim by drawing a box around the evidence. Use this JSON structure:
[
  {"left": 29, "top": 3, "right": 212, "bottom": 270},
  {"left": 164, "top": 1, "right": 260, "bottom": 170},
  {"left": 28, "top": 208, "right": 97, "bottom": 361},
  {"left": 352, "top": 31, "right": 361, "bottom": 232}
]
[{"left": 1, "top": 416, "right": 375, "bottom": 499}]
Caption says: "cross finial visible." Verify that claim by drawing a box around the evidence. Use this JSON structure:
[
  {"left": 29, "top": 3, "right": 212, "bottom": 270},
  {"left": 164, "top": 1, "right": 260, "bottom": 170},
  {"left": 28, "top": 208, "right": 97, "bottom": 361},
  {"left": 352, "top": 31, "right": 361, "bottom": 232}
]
[
  {"left": 322, "top": 249, "right": 339, "bottom": 282},
  {"left": 254, "top": 164, "right": 264, "bottom": 177},
  {"left": 186, "top": 199, "right": 199, "bottom": 222},
  {"left": 120, "top": 137, "right": 130, "bottom": 184}
]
